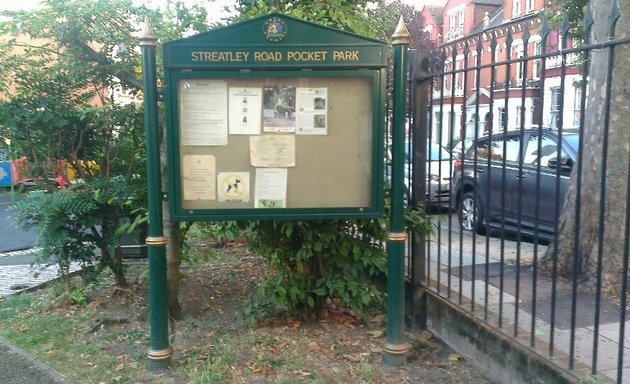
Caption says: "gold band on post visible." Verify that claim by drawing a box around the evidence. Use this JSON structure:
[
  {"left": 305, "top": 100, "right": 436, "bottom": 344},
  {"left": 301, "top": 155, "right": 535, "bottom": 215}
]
[
  {"left": 148, "top": 346, "right": 173, "bottom": 362},
  {"left": 384, "top": 341, "right": 411, "bottom": 355},
  {"left": 146, "top": 236, "right": 168, "bottom": 247},
  {"left": 387, "top": 232, "right": 408, "bottom": 242}
]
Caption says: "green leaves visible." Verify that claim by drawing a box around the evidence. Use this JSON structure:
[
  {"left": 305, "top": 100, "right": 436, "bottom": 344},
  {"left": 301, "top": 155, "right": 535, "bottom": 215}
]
[{"left": 231, "top": 0, "right": 378, "bottom": 38}]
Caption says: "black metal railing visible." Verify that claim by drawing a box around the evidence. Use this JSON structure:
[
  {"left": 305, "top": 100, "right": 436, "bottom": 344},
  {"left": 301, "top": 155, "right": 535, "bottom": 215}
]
[{"left": 402, "top": 3, "right": 630, "bottom": 383}]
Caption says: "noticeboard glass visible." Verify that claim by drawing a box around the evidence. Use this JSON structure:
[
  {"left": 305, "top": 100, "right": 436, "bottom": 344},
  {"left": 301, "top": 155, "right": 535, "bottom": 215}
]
[{"left": 166, "top": 70, "right": 384, "bottom": 221}]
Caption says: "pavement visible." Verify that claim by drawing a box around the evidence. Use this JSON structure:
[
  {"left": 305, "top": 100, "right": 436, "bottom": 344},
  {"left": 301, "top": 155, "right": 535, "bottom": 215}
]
[
  {"left": 0, "top": 194, "right": 35, "bottom": 252},
  {"left": 0, "top": 337, "right": 71, "bottom": 384},
  {"left": 0, "top": 249, "right": 76, "bottom": 384},
  {"left": 428, "top": 219, "right": 630, "bottom": 383}
]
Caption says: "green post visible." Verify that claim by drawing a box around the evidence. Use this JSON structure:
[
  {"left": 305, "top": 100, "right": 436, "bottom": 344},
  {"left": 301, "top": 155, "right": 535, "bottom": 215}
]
[
  {"left": 384, "top": 15, "right": 411, "bottom": 367},
  {"left": 139, "top": 17, "right": 173, "bottom": 370}
]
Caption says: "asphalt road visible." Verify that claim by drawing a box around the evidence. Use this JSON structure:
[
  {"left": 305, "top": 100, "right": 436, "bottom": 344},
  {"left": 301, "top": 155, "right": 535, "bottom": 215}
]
[{"left": 0, "top": 194, "right": 36, "bottom": 253}]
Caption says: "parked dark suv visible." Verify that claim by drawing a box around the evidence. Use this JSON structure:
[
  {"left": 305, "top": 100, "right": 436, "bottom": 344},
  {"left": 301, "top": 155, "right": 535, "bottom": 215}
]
[{"left": 451, "top": 128, "right": 580, "bottom": 241}]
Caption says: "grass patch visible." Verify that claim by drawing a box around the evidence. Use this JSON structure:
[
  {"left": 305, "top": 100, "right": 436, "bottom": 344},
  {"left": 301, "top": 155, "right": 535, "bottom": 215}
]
[{"left": 0, "top": 241, "right": 497, "bottom": 384}]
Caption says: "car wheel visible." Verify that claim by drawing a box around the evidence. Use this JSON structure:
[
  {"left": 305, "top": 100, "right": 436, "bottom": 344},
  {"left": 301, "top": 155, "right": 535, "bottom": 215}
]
[{"left": 458, "top": 191, "right": 485, "bottom": 235}]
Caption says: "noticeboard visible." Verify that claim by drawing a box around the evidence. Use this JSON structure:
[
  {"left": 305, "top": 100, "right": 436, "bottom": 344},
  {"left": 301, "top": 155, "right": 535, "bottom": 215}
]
[{"left": 163, "top": 14, "right": 387, "bottom": 221}]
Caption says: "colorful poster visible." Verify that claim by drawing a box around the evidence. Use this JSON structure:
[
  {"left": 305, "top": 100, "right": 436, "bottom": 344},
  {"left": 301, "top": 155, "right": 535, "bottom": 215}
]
[
  {"left": 262, "top": 85, "right": 296, "bottom": 132},
  {"left": 296, "top": 88, "right": 328, "bottom": 135}
]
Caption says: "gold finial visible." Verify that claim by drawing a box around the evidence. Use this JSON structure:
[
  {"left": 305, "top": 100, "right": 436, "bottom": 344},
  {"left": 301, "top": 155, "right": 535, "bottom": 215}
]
[
  {"left": 139, "top": 16, "right": 157, "bottom": 47},
  {"left": 391, "top": 15, "right": 411, "bottom": 45}
]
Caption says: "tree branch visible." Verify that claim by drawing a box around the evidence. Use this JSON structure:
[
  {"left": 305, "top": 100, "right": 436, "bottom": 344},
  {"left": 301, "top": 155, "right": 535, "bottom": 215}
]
[{"left": 63, "top": 35, "right": 144, "bottom": 91}]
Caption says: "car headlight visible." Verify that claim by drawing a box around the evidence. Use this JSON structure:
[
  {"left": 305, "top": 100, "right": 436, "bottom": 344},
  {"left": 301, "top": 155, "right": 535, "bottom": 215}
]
[{"left": 429, "top": 174, "right": 440, "bottom": 182}]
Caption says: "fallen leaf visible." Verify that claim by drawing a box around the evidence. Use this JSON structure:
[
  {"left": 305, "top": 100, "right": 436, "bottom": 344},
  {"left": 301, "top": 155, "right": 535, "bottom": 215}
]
[
  {"left": 115, "top": 363, "right": 124, "bottom": 371},
  {"left": 370, "top": 346, "right": 384, "bottom": 353},
  {"left": 261, "top": 366, "right": 275, "bottom": 376},
  {"left": 448, "top": 353, "right": 462, "bottom": 362},
  {"left": 370, "top": 314, "right": 386, "bottom": 325},
  {"left": 342, "top": 354, "right": 361, "bottom": 362},
  {"left": 367, "top": 330, "right": 384, "bottom": 339},
  {"left": 307, "top": 342, "right": 323, "bottom": 352},
  {"left": 417, "top": 330, "right": 433, "bottom": 343}
]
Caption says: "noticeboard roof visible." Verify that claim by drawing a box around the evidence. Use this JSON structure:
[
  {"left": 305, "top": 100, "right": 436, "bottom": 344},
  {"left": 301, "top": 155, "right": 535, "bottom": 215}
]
[{"left": 163, "top": 13, "right": 388, "bottom": 70}]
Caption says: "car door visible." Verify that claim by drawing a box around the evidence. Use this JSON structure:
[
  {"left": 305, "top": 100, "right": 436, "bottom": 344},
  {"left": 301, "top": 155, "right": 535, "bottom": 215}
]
[
  {"left": 518, "top": 132, "right": 572, "bottom": 235},
  {"left": 490, "top": 133, "right": 524, "bottom": 227},
  {"left": 468, "top": 134, "right": 520, "bottom": 226}
]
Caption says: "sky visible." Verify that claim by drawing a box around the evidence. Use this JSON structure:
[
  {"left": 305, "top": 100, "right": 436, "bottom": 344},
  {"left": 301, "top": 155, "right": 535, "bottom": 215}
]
[
  {"left": 0, "top": 0, "right": 448, "bottom": 15},
  {"left": 0, "top": 0, "right": 237, "bottom": 21}
]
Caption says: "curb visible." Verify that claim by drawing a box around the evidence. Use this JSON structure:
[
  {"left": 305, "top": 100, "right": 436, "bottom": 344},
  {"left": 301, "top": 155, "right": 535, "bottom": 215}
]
[{"left": 0, "top": 335, "right": 72, "bottom": 384}]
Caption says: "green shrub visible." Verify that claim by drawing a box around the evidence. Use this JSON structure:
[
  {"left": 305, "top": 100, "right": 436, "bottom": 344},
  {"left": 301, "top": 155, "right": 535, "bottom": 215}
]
[{"left": 236, "top": 202, "right": 432, "bottom": 323}]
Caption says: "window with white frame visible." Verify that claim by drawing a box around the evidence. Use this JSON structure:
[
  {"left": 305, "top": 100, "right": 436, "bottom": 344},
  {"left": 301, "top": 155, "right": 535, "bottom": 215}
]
[
  {"left": 473, "top": 53, "right": 480, "bottom": 88},
  {"left": 573, "top": 86, "right": 582, "bottom": 126},
  {"left": 455, "top": 60, "right": 462, "bottom": 93},
  {"left": 513, "top": 0, "right": 522, "bottom": 17},
  {"left": 498, "top": 107, "right": 506, "bottom": 129},
  {"left": 526, "top": 0, "right": 535, "bottom": 13},
  {"left": 532, "top": 40, "right": 542, "bottom": 80},
  {"left": 449, "top": 14, "right": 456, "bottom": 31},
  {"left": 458, "top": 10, "right": 465, "bottom": 27},
  {"left": 550, "top": 87, "right": 562, "bottom": 128},
  {"left": 515, "top": 106, "right": 526, "bottom": 127},
  {"left": 515, "top": 46, "right": 525, "bottom": 86}
]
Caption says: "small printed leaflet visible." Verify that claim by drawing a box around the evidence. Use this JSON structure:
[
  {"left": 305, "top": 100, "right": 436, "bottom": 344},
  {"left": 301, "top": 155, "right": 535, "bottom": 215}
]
[
  {"left": 229, "top": 87, "right": 262, "bottom": 135},
  {"left": 182, "top": 155, "right": 216, "bottom": 200},
  {"left": 255, "top": 168, "right": 287, "bottom": 208},
  {"left": 249, "top": 135, "right": 296, "bottom": 167}
]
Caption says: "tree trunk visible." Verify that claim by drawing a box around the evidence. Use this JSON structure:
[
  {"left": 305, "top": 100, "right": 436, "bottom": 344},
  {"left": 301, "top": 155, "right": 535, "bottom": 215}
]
[
  {"left": 547, "top": 0, "right": 630, "bottom": 296},
  {"left": 161, "top": 121, "right": 184, "bottom": 320},
  {"left": 164, "top": 206, "right": 184, "bottom": 320}
]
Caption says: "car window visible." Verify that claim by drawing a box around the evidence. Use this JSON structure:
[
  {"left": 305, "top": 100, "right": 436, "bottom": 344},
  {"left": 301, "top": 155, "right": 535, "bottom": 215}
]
[
  {"left": 474, "top": 135, "right": 520, "bottom": 162},
  {"left": 503, "top": 135, "right": 521, "bottom": 162},
  {"left": 473, "top": 138, "right": 502, "bottom": 161},
  {"left": 523, "top": 134, "right": 567, "bottom": 166},
  {"left": 428, "top": 143, "right": 451, "bottom": 161}
]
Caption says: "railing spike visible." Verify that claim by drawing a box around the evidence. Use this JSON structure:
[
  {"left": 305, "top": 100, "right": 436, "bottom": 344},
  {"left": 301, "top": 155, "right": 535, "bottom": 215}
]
[
  {"left": 561, "top": 13, "right": 570, "bottom": 37},
  {"left": 583, "top": 6, "right": 594, "bottom": 40},
  {"left": 609, "top": 0, "right": 621, "bottom": 37},
  {"left": 540, "top": 16, "right": 550, "bottom": 41},
  {"left": 522, "top": 22, "right": 530, "bottom": 44},
  {"left": 505, "top": 27, "right": 513, "bottom": 49}
]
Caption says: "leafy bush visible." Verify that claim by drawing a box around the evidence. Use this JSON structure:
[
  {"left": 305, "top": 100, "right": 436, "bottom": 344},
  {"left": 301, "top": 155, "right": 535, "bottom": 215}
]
[
  {"left": 14, "top": 176, "right": 146, "bottom": 286},
  {"left": 235, "top": 203, "right": 433, "bottom": 323}
]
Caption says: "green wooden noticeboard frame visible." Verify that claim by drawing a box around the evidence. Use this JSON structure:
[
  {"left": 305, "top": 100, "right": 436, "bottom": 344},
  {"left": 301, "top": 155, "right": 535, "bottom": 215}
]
[{"left": 163, "top": 13, "right": 387, "bottom": 221}]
